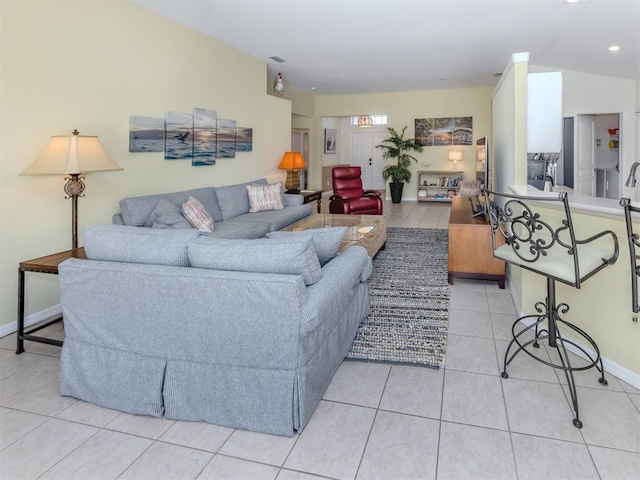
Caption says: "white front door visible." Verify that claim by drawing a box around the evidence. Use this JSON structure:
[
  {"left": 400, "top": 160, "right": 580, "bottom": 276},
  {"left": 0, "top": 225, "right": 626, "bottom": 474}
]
[
  {"left": 576, "top": 115, "right": 596, "bottom": 196},
  {"left": 351, "top": 131, "right": 386, "bottom": 190}
]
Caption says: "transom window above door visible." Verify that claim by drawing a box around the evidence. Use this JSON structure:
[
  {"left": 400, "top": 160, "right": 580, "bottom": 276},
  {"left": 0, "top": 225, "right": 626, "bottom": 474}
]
[{"left": 350, "top": 115, "right": 388, "bottom": 126}]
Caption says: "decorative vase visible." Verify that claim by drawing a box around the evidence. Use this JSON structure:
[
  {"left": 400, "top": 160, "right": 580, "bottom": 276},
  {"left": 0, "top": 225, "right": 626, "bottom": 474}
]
[{"left": 390, "top": 182, "right": 404, "bottom": 203}]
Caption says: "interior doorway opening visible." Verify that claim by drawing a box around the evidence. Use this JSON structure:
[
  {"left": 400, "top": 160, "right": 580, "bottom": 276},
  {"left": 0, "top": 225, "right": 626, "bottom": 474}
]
[
  {"left": 566, "top": 112, "right": 621, "bottom": 199},
  {"left": 291, "top": 128, "right": 309, "bottom": 190}
]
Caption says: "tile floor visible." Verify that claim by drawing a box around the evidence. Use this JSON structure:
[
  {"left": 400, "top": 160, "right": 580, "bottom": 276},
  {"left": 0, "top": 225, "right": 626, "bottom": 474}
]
[{"left": 1, "top": 199, "right": 639, "bottom": 480}]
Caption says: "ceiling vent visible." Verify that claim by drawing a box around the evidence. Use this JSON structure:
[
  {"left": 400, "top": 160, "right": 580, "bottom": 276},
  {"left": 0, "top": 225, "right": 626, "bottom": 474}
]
[{"left": 270, "top": 56, "right": 286, "bottom": 63}]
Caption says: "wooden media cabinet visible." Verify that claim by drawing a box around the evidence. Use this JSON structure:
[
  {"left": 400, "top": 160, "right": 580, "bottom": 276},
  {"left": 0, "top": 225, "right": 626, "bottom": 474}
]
[{"left": 448, "top": 195, "right": 506, "bottom": 289}]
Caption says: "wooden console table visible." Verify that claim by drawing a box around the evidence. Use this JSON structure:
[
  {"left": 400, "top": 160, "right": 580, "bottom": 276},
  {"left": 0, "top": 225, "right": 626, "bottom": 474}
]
[
  {"left": 16, "top": 248, "right": 86, "bottom": 353},
  {"left": 448, "top": 196, "right": 505, "bottom": 288}
]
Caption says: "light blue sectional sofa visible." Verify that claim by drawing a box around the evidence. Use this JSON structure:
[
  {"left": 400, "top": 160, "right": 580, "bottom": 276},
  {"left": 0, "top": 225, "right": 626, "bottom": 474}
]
[
  {"left": 112, "top": 178, "right": 312, "bottom": 238},
  {"left": 58, "top": 218, "right": 373, "bottom": 436}
]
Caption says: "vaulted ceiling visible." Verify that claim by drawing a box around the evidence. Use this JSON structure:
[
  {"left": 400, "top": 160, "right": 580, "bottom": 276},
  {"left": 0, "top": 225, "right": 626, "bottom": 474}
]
[{"left": 132, "top": 0, "right": 639, "bottom": 95}]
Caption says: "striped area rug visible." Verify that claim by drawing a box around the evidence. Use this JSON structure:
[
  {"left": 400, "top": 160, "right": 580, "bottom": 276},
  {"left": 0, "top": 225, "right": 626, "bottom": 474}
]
[{"left": 346, "top": 227, "right": 450, "bottom": 369}]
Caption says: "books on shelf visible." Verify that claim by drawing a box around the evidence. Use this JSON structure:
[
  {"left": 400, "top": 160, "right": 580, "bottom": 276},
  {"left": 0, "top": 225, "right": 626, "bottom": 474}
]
[{"left": 436, "top": 176, "right": 460, "bottom": 187}]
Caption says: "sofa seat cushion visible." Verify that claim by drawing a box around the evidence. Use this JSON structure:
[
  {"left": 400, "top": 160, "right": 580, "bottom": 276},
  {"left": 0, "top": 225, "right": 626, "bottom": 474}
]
[
  {"left": 232, "top": 204, "right": 313, "bottom": 232},
  {"left": 84, "top": 224, "right": 200, "bottom": 267},
  {"left": 267, "top": 227, "right": 347, "bottom": 266},
  {"left": 119, "top": 187, "right": 222, "bottom": 226},
  {"left": 208, "top": 220, "right": 270, "bottom": 239},
  {"left": 188, "top": 236, "right": 322, "bottom": 285},
  {"left": 216, "top": 178, "right": 267, "bottom": 221}
]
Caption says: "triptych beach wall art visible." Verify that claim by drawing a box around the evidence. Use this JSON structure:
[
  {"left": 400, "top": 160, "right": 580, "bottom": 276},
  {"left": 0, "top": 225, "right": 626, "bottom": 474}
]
[{"left": 129, "top": 107, "right": 253, "bottom": 166}]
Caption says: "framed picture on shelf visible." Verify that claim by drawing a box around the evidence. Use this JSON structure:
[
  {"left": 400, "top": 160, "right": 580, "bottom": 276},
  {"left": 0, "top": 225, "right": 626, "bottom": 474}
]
[{"left": 324, "top": 128, "right": 337, "bottom": 154}]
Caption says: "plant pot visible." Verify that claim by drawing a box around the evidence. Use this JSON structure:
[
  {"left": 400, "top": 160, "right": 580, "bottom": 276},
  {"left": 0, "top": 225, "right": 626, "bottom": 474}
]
[{"left": 389, "top": 182, "right": 404, "bottom": 203}]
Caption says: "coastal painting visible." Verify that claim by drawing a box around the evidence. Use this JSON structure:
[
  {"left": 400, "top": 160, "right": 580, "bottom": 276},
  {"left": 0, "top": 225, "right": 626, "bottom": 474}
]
[
  {"left": 165, "top": 111, "right": 193, "bottom": 160},
  {"left": 129, "top": 116, "right": 164, "bottom": 152},
  {"left": 415, "top": 117, "right": 473, "bottom": 146},
  {"left": 217, "top": 118, "right": 236, "bottom": 158},
  {"left": 130, "top": 106, "right": 253, "bottom": 165},
  {"left": 236, "top": 127, "right": 253, "bottom": 152},
  {"left": 192, "top": 107, "right": 217, "bottom": 166}
]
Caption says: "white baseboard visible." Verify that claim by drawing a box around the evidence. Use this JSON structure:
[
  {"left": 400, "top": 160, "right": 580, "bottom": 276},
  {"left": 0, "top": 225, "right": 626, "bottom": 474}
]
[
  {"left": 0, "top": 304, "right": 62, "bottom": 339},
  {"left": 505, "top": 275, "right": 640, "bottom": 390}
]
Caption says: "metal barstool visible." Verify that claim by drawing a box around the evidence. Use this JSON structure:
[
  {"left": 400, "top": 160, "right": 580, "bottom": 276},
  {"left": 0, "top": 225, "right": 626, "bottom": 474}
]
[
  {"left": 484, "top": 189, "right": 619, "bottom": 428},
  {"left": 620, "top": 198, "right": 640, "bottom": 318}
]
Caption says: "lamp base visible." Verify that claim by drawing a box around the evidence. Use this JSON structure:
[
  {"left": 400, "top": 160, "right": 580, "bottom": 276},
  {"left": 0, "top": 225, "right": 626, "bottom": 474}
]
[
  {"left": 284, "top": 169, "right": 301, "bottom": 192},
  {"left": 286, "top": 189, "right": 300, "bottom": 194}
]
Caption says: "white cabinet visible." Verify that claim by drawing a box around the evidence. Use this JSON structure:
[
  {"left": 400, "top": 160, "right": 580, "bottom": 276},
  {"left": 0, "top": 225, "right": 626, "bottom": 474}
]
[
  {"left": 606, "top": 170, "right": 620, "bottom": 199},
  {"left": 596, "top": 169, "right": 620, "bottom": 199},
  {"left": 527, "top": 72, "right": 562, "bottom": 153}
]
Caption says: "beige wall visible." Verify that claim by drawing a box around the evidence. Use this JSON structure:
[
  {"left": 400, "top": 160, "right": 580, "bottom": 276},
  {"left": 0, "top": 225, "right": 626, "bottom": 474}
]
[
  {"left": 313, "top": 88, "right": 493, "bottom": 193},
  {"left": 0, "top": 1, "right": 291, "bottom": 333}
]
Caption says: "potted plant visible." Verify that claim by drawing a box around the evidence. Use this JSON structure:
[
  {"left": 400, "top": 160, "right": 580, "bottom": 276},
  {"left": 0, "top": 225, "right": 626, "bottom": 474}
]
[{"left": 376, "top": 126, "right": 424, "bottom": 203}]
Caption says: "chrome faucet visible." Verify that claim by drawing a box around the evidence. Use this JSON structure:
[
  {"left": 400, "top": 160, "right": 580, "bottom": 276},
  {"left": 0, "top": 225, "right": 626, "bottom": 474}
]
[
  {"left": 626, "top": 162, "right": 640, "bottom": 188},
  {"left": 545, "top": 174, "right": 555, "bottom": 187}
]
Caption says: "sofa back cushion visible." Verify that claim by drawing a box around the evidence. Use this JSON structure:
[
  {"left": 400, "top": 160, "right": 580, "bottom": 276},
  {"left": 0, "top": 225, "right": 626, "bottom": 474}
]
[
  {"left": 150, "top": 199, "right": 192, "bottom": 229},
  {"left": 84, "top": 224, "right": 201, "bottom": 267},
  {"left": 188, "top": 235, "right": 322, "bottom": 285},
  {"left": 119, "top": 187, "right": 222, "bottom": 226},
  {"left": 215, "top": 178, "right": 267, "bottom": 221},
  {"left": 266, "top": 227, "right": 347, "bottom": 266}
]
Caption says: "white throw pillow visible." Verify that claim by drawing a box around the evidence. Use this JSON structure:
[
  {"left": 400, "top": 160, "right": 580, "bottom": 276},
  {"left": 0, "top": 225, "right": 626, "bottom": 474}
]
[{"left": 181, "top": 196, "right": 215, "bottom": 232}]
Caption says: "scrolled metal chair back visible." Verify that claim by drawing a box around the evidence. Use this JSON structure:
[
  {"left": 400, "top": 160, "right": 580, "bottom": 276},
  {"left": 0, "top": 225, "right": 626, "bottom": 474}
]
[{"left": 484, "top": 189, "right": 581, "bottom": 283}]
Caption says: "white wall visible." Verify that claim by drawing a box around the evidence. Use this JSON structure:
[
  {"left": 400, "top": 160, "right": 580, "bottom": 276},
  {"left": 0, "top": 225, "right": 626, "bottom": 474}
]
[
  {"left": 0, "top": 1, "right": 291, "bottom": 334},
  {"left": 559, "top": 69, "right": 636, "bottom": 199}
]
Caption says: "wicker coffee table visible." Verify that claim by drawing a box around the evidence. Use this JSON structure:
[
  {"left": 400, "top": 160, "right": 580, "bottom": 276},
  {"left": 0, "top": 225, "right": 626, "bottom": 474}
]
[{"left": 282, "top": 214, "right": 387, "bottom": 257}]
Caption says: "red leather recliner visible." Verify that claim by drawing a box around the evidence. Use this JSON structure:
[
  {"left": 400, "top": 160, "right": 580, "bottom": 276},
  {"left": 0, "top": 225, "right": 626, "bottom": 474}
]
[{"left": 329, "top": 166, "right": 383, "bottom": 215}]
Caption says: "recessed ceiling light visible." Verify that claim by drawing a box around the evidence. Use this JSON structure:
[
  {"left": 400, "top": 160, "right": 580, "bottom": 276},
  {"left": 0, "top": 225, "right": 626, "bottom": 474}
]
[
  {"left": 565, "top": 0, "right": 579, "bottom": 4},
  {"left": 310, "top": 87, "right": 317, "bottom": 91},
  {"left": 608, "top": 45, "right": 620, "bottom": 52}
]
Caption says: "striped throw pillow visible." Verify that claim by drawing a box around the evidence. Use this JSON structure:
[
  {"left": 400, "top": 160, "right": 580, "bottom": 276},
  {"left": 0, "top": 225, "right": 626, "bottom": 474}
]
[
  {"left": 181, "top": 197, "right": 215, "bottom": 232},
  {"left": 247, "top": 183, "right": 284, "bottom": 213}
]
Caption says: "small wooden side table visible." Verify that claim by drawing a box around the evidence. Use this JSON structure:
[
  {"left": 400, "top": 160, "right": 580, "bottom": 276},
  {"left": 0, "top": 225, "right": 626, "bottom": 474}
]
[
  {"left": 300, "top": 189, "right": 323, "bottom": 213},
  {"left": 16, "top": 248, "right": 86, "bottom": 354}
]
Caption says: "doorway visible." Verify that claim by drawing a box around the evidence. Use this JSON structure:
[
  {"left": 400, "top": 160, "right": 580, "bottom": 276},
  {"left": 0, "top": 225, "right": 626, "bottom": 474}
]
[
  {"left": 291, "top": 129, "right": 309, "bottom": 190},
  {"left": 573, "top": 113, "right": 621, "bottom": 198}
]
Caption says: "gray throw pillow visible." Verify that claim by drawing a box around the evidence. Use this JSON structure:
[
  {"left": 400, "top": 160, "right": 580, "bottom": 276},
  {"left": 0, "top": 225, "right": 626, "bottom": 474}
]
[
  {"left": 266, "top": 227, "right": 347, "bottom": 266},
  {"left": 187, "top": 235, "right": 322, "bottom": 285},
  {"left": 150, "top": 199, "right": 192, "bottom": 229}
]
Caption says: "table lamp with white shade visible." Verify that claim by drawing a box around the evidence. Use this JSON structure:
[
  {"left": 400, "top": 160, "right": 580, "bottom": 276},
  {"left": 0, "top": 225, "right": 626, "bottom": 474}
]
[{"left": 448, "top": 149, "right": 463, "bottom": 172}]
